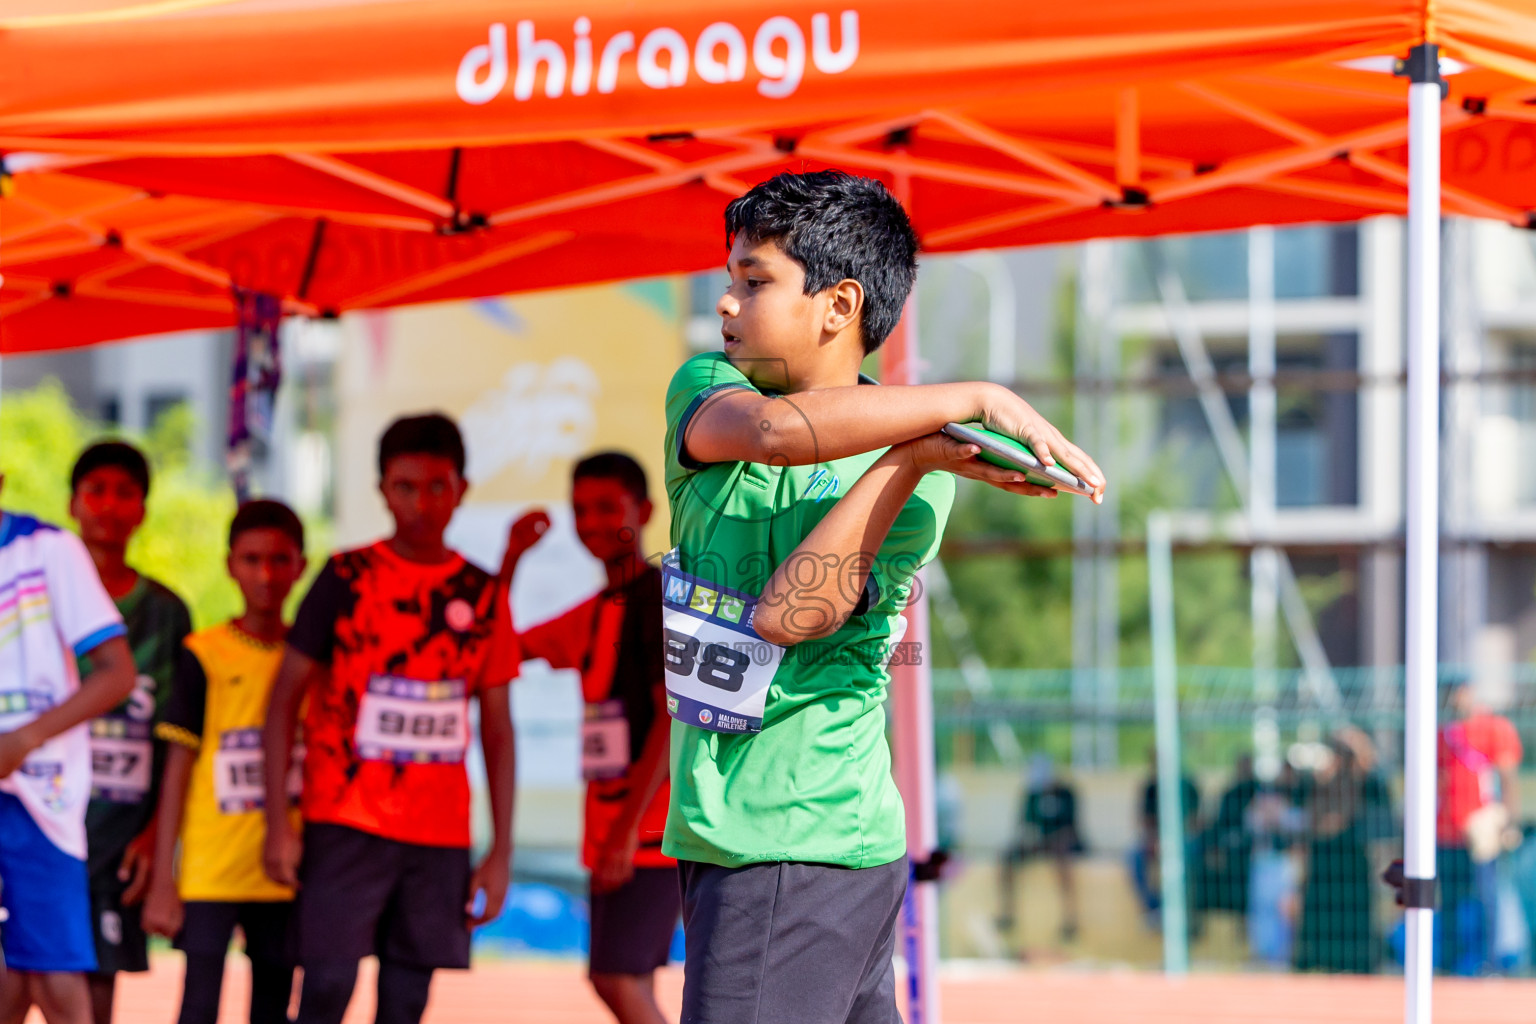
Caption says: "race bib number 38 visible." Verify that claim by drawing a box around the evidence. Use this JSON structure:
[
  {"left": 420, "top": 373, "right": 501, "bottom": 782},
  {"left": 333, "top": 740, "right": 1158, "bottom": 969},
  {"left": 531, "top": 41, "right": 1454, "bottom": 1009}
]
[
  {"left": 355, "top": 676, "right": 470, "bottom": 764},
  {"left": 661, "top": 551, "right": 782, "bottom": 735}
]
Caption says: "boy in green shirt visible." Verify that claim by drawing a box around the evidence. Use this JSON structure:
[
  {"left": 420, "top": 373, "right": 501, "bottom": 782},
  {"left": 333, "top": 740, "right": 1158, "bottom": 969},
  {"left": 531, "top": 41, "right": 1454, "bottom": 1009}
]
[
  {"left": 71, "top": 442, "right": 193, "bottom": 1024},
  {"left": 662, "top": 170, "right": 1103, "bottom": 1024}
]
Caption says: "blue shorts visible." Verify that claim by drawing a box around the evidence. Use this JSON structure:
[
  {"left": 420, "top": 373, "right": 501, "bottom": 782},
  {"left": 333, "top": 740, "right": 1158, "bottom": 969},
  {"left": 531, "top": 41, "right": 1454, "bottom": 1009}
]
[{"left": 0, "top": 792, "right": 97, "bottom": 973}]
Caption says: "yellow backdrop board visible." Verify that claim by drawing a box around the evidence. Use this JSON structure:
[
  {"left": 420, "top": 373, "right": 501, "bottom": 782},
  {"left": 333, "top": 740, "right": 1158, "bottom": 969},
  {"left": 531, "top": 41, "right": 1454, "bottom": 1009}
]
[{"left": 335, "top": 278, "right": 682, "bottom": 576}]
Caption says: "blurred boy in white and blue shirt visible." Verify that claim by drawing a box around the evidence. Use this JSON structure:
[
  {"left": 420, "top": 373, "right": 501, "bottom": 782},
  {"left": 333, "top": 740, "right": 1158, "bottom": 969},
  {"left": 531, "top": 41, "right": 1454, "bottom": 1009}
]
[{"left": 0, "top": 473, "right": 136, "bottom": 1024}]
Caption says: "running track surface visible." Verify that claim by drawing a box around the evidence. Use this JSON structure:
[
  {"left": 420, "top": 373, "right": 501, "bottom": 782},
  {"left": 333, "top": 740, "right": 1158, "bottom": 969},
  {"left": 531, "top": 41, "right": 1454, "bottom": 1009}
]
[{"left": 41, "top": 958, "right": 1536, "bottom": 1024}]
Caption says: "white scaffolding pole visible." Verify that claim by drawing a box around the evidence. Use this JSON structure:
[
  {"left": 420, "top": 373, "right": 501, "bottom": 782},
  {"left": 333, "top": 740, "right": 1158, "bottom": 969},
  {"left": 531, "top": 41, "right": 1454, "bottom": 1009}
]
[
  {"left": 1402, "top": 42, "right": 1442, "bottom": 1024},
  {"left": 1147, "top": 512, "right": 1189, "bottom": 974},
  {"left": 1073, "top": 240, "right": 1115, "bottom": 769},
  {"left": 1248, "top": 226, "right": 1283, "bottom": 779}
]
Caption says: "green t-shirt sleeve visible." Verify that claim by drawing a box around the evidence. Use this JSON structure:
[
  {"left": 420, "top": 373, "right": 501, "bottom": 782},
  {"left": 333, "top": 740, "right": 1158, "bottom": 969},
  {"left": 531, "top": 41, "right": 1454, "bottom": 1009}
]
[
  {"left": 864, "top": 472, "right": 955, "bottom": 619},
  {"left": 664, "top": 353, "right": 755, "bottom": 474}
]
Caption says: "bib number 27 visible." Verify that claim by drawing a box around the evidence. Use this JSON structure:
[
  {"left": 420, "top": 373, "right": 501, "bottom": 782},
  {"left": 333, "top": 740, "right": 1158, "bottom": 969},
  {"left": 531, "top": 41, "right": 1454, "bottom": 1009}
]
[{"left": 664, "top": 629, "right": 751, "bottom": 693}]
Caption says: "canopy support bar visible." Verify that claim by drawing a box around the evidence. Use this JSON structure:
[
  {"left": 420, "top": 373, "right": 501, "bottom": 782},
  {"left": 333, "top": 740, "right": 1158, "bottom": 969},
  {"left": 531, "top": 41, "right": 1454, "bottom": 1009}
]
[
  {"left": 1116, "top": 89, "right": 1141, "bottom": 187},
  {"left": 1402, "top": 40, "right": 1442, "bottom": 1024},
  {"left": 286, "top": 152, "right": 456, "bottom": 219}
]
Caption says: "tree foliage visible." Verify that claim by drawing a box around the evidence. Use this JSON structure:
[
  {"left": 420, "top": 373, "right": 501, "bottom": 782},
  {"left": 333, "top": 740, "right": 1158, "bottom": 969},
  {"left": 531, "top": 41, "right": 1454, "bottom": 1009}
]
[{"left": 0, "top": 380, "right": 324, "bottom": 628}]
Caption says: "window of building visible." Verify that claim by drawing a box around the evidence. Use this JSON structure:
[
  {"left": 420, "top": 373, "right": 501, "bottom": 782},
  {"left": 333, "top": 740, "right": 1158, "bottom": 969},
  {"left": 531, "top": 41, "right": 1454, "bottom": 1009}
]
[
  {"left": 1150, "top": 333, "right": 1359, "bottom": 509},
  {"left": 1274, "top": 225, "right": 1359, "bottom": 299},
  {"left": 1117, "top": 225, "right": 1359, "bottom": 304},
  {"left": 1118, "top": 231, "right": 1250, "bottom": 303},
  {"left": 145, "top": 391, "right": 188, "bottom": 431},
  {"left": 1287, "top": 551, "right": 1362, "bottom": 668},
  {"left": 1485, "top": 333, "right": 1536, "bottom": 510},
  {"left": 1153, "top": 342, "right": 1248, "bottom": 508},
  {"left": 1275, "top": 334, "right": 1359, "bottom": 508}
]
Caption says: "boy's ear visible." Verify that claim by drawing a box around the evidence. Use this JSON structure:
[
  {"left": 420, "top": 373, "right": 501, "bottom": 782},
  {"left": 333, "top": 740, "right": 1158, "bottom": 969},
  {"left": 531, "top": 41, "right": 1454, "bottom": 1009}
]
[
  {"left": 638, "top": 497, "right": 654, "bottom": 527},
  {"left": 824, "top": 278, "right": 864, "bottom": 338},
  {"left": 128, "top": 491, "right": 147, "bottom": 529}
]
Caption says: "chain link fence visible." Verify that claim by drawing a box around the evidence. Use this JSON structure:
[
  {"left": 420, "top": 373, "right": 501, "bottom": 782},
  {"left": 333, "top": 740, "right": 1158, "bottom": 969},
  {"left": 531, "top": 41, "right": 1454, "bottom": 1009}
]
[{"left": 930, "top": 665, "right": 1536, "bottom": 975}]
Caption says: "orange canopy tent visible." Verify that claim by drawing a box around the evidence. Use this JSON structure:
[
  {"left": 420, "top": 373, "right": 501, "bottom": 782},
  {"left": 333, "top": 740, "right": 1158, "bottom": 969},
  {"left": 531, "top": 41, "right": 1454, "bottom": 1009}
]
[
  {"left": 3, "top": 0, "right": 1536, "bottom": 351},
  {"left": 3, "top": 5, "right": 1531, "bottom": 1022}
]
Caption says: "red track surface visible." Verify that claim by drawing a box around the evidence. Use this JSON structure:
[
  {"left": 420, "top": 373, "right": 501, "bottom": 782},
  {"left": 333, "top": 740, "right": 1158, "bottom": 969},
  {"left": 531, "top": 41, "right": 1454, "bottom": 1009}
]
[{"left": 31, "top": 957, "right": 1536, "bottom": 1024}]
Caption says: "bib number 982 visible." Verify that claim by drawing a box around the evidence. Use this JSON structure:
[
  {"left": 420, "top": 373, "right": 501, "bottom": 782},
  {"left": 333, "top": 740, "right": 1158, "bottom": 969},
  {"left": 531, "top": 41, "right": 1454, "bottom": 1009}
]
[
  {"left": 374, "top": 709, "right": 461, "bottom": 738},
  {"left": 664, "top": 628, "right": 751, "bottom": 693}
]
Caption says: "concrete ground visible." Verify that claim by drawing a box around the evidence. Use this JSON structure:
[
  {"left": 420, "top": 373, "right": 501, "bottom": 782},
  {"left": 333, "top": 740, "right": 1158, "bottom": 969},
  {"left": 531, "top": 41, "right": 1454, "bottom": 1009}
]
[{"left": 37, "top": 955, "right": 1536, "bottom": 1024}]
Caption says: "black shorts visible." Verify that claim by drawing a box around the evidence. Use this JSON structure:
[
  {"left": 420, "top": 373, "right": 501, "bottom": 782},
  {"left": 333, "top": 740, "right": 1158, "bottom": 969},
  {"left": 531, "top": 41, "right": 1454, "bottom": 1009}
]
[
  {"left": 679, "top": 858, "right": 907, "bottom": 1024},
  {"left": 176, "top": 900, "right": 293, "bottom": 962},
  {"left": 589, "top": 868, "right": 680, "bottom": 976},
  {"left": 89, "top": 869, "right": 148, "bottom": 975},
  {"left": 294, "top": 823, "right": 472, "bottom": 970}
]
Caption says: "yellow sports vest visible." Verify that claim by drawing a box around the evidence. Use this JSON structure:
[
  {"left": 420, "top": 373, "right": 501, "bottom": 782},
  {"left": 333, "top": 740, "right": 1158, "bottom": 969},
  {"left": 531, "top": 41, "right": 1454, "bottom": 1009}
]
[{"left": 175, "top": 623, "right": 301, "bottom": 902}]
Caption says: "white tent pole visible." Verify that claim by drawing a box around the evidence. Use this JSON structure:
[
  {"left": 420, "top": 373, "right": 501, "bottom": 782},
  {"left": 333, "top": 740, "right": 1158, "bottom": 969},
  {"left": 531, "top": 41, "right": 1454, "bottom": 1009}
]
[{"left": 1402, "top": 41, "right": 1442, "bottom": 1024}]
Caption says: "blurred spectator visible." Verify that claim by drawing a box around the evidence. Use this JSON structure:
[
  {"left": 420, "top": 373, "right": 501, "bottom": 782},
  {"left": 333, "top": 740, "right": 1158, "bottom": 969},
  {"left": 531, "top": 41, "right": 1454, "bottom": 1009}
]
[
  {"left": 998, "top": 755, "right": 1083, "bottom": 943},
  {"left": 1436, "top": 679, "right": 1523, "bottom": 975},
  {"left": 1295, "top": 728, "right": 1389, "bottom": 974},
  {"left": 1246, "top": 763, "right": 1303, "bottom": 968},
  {"left": 1504, "top": 822, "right": 1536, "bottom": 973},
  {"left": 1129, "top": 749, "right": 1201, "bottom": 930},
  {"left": 1194, "top": 754, "right": 1260, "bottom": 920}
]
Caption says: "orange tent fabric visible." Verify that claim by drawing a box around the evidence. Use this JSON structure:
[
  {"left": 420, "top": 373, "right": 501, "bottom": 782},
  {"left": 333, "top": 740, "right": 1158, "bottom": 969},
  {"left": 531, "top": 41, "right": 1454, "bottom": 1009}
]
[{"left": 3, "top": 0, "right": 1536, "bottom": 351}]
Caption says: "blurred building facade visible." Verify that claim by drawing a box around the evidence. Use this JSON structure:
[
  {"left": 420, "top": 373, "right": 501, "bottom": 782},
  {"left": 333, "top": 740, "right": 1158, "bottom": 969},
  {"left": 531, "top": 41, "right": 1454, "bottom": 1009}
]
[
  {"left": 2, "top": 328, "right": 232, "bottom": 468},
  {"left": 1067, "top": 219, "right": 1536, "bottom": 756}
]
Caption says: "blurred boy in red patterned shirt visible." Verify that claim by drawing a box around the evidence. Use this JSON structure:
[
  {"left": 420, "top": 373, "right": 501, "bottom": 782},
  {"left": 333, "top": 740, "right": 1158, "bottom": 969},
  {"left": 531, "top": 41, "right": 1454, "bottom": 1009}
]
[
  {"left": 262, "top": 414, "right": 518, "bottom": 1024},
  {"left": 502, "top": 452, "right": 674, "bottom": 1024}
]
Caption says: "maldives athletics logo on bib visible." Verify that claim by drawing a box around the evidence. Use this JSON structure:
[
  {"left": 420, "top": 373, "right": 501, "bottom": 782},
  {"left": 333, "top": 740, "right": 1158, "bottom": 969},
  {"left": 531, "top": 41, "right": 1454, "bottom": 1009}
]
[{"left": 698, "top": 708, "right": 714, "bottom": 725}]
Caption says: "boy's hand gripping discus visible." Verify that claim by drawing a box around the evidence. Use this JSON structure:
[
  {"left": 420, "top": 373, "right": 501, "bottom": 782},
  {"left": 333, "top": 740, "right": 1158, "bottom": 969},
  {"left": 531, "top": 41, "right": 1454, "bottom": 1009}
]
[{"left": 940, "top": 422, "right": 1096, "bottom": 498}]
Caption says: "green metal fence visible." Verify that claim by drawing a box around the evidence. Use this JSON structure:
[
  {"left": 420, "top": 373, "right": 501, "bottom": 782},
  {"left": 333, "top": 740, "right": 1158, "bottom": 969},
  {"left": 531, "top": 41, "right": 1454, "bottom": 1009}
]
[{"left": 931, "top": 665, "right": 1536, "bottom": 974}]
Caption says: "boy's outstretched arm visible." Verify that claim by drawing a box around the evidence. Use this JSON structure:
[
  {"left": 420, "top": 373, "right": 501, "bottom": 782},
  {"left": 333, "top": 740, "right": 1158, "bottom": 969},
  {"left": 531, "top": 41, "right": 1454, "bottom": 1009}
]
[
  {"left": 262, "top": 647, "right": 320, "bottom": 888},
  {"left": 752, "top": 435, "right": 1051, "bottom": 647},
  {"left": 497, "top": 510, "right": 550, "bottom": 590},
  {"left": 0, "top": 635, "right": 134, "bottom": 778},
  {"left": 685, "top": 380, "right": 1104, "bottom": 500}
]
